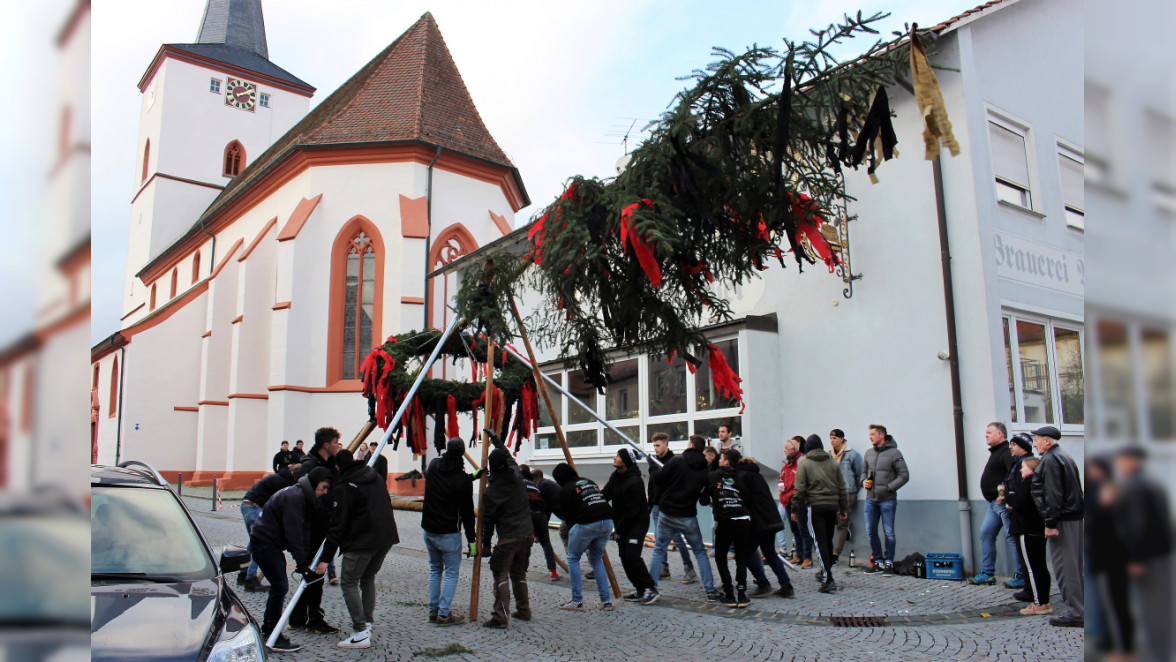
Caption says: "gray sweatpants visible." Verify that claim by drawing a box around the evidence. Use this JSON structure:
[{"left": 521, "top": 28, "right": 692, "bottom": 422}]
[
  {"left": 1048, "top": 519, "right": 1083, "bottom": 620},
  {"left": 341, "top": 546, "right": 390, "bottom": 631}
]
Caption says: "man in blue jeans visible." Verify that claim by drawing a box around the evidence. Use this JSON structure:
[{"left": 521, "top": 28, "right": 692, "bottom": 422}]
[
  {"left": 645, "top": 435, "right": 718, "bottom": 603},
  {"left": 861, "top": 424, "right": 909, "bottom": 573},
  {"left": 553, "top": 463, "right": 615, "bottom": 610},
  {"left": 647, "top": 433, "right": 698, "bottom": 583},
  {"left": 239, "top": 466, "right": 295, "bottom": 591},
  {"left": 421, "top": 438, "right": 477, "bottom": 626},
  {"left": 968, "top": 422, "right": 1026, "bottom": 587}
]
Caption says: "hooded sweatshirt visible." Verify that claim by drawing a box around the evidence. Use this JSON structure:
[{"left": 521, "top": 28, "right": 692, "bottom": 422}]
[
  {"left": 863, "top": 435, "right": 909, "bottom": 502},
  {"left": 250, "top": 477, "right": 322, "bottom": 565},
  {"left": 422, "top": 439, "right": 477, "bottom": 542},
  {"left": 602, "top": 467, "right": 649, "bottom": 539},
  {"left": 321, "top": 460, "right": 399, "bottom": 561},
  {"left": 554, "top": 464, "right": 613, "bottom": 527},
  {"left": 736, "top": 458, "right": 785, "bottom": 534},
  {"left": 482, "top": 446, "right": 533, "bottom": 541},
  {"left": 651, "top": 447, "right": 709, "bottom": 517},
  {"left": 701, "top": 465, "right": 750, "bottom": 521},
  {"left": 792, "top": 436, "right": 848, "bottom": 513},
  {"left": 243, "top": 467, "right": 295, "bottom": 507}
]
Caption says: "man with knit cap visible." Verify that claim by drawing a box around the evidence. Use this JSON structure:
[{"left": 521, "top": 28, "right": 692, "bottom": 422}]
[
  {"left": 553, "top": 461, "right": 615, "bottom": 610},
  {"left": 1028, "top": 425, "right": 1084, "bottom": 628},
  {"left": 289, "top": 427, "right": 342, "bottom": 633},
  {"left": 480, "top": 430, "right": 534, "bottom": 629},
  {"left": 791, "top": 434, "right": 847, "bottom": 593},
  {"left": 602, "top": 447, "right": 655, "bottom": 602},
  {"left": 422, "top": 438, "right": 477, "bottom": 626}
]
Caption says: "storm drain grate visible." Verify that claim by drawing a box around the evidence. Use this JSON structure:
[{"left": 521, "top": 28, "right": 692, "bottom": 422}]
[{"left": 829, "top": 616, "right": 891, "bottom": 627}]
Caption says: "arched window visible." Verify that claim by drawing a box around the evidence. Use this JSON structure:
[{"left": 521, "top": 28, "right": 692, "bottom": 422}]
[
  {"left": 328, "top": 217, "right": 384, "bottom": 383},
  {"left": 170, "top": 268, "right": 178, "bottom": 299},
  {"left": 92, "top": 364, "right": 100, "bottom": 389},
  {"left": 426, "top": 223, "right": 478, "bottom": 330},
  {"left": 141, "top": 139, "right": 150, "bottom": 183},
  {"left": 108, "top": 357, "right": 119, "bottom": 418},
  {"left": 223, "top": 140, "right": 245, "bottom": 177},
  {"left": 192, "top": 250, "right": 201, "bottom": 284},
  {"left": 150, "top": 283, "right": 157, "bottom": 311}
]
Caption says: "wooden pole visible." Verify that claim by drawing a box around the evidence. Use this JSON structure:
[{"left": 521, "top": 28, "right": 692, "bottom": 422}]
[
  {"left": 469, "top": 342, "right": 496, "bottom": 622},
  {"left": 508, "top": 297, "right": 623, "bottom": 598},
  {"left": 346, "top": 420, "right": 377, "bottom": 453}
]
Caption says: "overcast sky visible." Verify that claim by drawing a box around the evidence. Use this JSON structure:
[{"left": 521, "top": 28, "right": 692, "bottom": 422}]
[{"left": 81, "top": 0, "right": 981, "bottom": 345}]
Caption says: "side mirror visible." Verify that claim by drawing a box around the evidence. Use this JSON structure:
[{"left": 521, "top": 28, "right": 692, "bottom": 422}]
[{"left": 219, "top": 545, "right": 251, "bottom": 574}]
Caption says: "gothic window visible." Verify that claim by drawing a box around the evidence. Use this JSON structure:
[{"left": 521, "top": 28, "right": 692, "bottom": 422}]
[
  {"left": 141, "top": 139, "right": 150, "bottom": 183},
  {"left": 109, "top": 357, "right": 119, "bottom": 418},
  {"left": 192, "top": 250, "right": 201, "bottom": 284},
  {"left": 328, "top": 218, "right": 384, "bottom": 383},
  {"left": 170, "top": 268, "right": 178, "bottom": 299},
  {"left": 223, "top": 141, "right": 246, "bottom": 177},
  {"left": 150, "top": 283, "right": 157, "bottom": 311}
]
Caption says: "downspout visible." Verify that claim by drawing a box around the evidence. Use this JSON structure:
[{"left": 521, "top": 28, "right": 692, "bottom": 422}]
[
  {"left": 932, "top": 153, "right": 973, "bottom": 575},
  {"left": 115, "top": 344, "right": 127, "bottom": 465},
  {"left": 423, "top": 146, "right": 442, "bottom": 329}
]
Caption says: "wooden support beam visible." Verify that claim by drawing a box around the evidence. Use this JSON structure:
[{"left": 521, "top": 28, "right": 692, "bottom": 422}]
[{"left": 469, "top": 342, "right": 496, "bottom": 621}]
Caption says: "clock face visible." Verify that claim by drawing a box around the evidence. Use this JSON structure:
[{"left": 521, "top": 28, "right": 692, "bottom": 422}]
[{"left": 225, "top": 78, "right": 257, "bottom": 111}]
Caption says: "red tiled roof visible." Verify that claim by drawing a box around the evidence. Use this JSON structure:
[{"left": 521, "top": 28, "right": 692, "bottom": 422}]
[{"left": 927, "top": 0, "right": 1009, "bottom": 32}]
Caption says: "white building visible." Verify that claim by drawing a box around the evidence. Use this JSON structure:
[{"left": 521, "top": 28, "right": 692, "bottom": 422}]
[
  {"left": 91, "top": 3, "right": 528, "bottom": 489},
  {"left": 443, "top": 0, "right": 1083, "bottom": 572}
]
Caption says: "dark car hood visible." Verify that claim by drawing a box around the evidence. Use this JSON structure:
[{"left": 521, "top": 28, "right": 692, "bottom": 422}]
[{"left": 91, "top": 577, "right": 223, "bottom": 662}]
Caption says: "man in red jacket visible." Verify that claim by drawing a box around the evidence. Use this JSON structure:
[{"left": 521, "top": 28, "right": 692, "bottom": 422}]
[{"left": 777, "top": 436, "right": 808, "bottom": 564}]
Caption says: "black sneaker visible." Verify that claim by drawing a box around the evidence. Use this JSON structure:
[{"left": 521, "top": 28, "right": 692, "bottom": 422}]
[
  {"left": 287, "top": 621, "right": 308, "bottom": 631},
  {"left": 304, "top": 621, "right": 339, "bottom": 635},
  {"left": 736, "top": 589, "right": 750, "bottom": 608},
  {"left": 243, "top": 578, "right": 268, "bottom": 592},
  {"left": 482, "top": 619, "right": 508, "bottom": 629},
  {"left": 721, "top": 589, "right": 737, "bottom": 607},
  {"left": 863, "top": 563, "right": 884, "bottom": 574},
  {"left": 235, "top": 571, "right": 247, "bottom": 585},
  {"left": 623, "top": 591, "right": 643, "bottom": 602},
  {"left": 831, "top": 554, "right": 840, "bottom": 566},
  {"left": 818, "top": 578, "right": 837, "bottom": 593},
  {"left": 1049, "top": 616, "right": 1084, "bottom": 628},
  {"left": 882, "top": 562, "right": 895, "bottom": 575},
  {"left": 774, "top": 584, "right": 795, "bottom": 599},
  {"left": 639, "top": 589, "right": 660, "bottom": 605},
  {"left": 266, "top": 633, "right": 301, "bottom": 653},
  {"left": 748, "top": 582, "right": 773, "bottom": 598},
  {"left": 1013, "top": 589, "right": 1033, "bottom": 602},
  {"left": 706, "top": 590, "right": 722, "bottom": 603}
]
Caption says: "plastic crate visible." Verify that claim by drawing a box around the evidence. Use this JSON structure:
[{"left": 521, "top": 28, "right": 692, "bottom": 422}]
[{"left": 925, "top": 553, "right": 964, "bottom": 580}]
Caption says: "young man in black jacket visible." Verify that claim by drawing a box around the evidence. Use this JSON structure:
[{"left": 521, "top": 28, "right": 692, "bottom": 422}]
[
  {"left": 422, "top": 438, "right": 477, "bottom": 626},
  {"left": 702, "top": 449, "right": 753, "bottom": 607},
  {"left": 249, "top": 467, "right": 334, "bottom": 654},
  {"left": 521, "top": 465, "right": 559, "bottom": 581},
  {"left": 290, "top": 427, "right": 342, "bottom": 632},
  {"left": 238, "top": 466, "right": 297, "bottom": 591},
  {"left": 273, "top": 440, "right": 296, "bottom": 474},
  {"left": 319, "top": 451, "right": 399, "bottom": 649},
  {"left": 645, "top": 433, "right": 697, "bottom": 583},
  {"left": 646, "top": 435, "right": 717, "bottom": 603},
  {"left": 602, "top": 448, "right": 655, "bottom": 602},
  {"left": 553, "top": 462, "right": 615, "bottom": 611},
  {"left": 736, "top": 457, "right": 795, "bottom": 598},
  {"left": 480, "top": 431, "right": 534, "bottom": 629}
]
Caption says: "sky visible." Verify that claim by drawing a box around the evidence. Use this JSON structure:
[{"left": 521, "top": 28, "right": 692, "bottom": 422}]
[{"left": 82, "top": 0, "right": 984, "bottom": 345}]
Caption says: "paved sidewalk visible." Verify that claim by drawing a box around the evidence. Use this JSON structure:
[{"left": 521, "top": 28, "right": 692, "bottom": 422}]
[{"left": 192, "top": 504, "right": 1082, "bottom": 661}]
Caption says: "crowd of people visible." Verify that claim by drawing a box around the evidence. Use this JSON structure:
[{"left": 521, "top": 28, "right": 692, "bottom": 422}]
[{"left": 232, "top": 419, "right": 1167, "bottom": 658}]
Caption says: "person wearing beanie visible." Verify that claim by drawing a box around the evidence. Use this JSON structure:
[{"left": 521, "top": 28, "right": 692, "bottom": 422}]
[
  {"left": 862, "top": 424, "right": 909, "bottom": 573},
  {"left": 702, "top": 449, "right": 754, "bottom": 607},
  {"left": 735, "top": 455, "right": 795, "bottom": 599},
  {"left": 1002, "top": 433, "right": 1042, "bottom": 605},
  {"left": 602, "top": 448, "right": 655, "bottom": 602},
  {"left": 520, "top": 464, "right": 560, "bottom": 581},
  {"left": 289, "top": 427, "right": 341, "bottom": 632},
  {"left": 792, "top": 434, "right": 848, "bottom": 593},
  {"left": 422, "top": 438, "right": 477, "bottom": 626},
  {"left": 553, "top": 461, "right": 615, "bottom": 611},
  {"left": 248, "top": 466, "right": 334, "bottom": 653},
  {"left": 1005, "top": 453, "right": 1052, "bottom": 617},
  {"left": 480, "top": 430, "right": 534, "bottom": 629},
  {"left": 828, "top": 429, "right": 863, "bottom": 565},
  {"left": 318, "top": 450, "right": 399, "bottom": 649},
  {"left": 238, "top": 465, "right": 297, "bottom": 591}
]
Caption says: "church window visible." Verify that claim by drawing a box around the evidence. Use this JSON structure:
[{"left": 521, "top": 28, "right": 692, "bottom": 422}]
[
  {"left": 170, "top": 268, "right": 178, "bottom": 299},
  {"left": 192, "top": 250, "right": 201, "bottom": 284},
  {"left": 259, "top": 93, "right": 270, "bottom": 108},
  {"left": 223, "top": 141, "right": 245, "bottom": 177},
  {"left": 141, "top": 139, "right": 150, "bottom": 183},
  {"left": 108, "top": 357, "right": 119, "bottom": 418},
  {"left": 150, "top": 283, "right": 157, "bottom": 311},
  {"left": 328, "top": 218, "right": 384, "bottom": 383},
  {"left": 210, "top": 78, "right": 221, "bottom": 94}
]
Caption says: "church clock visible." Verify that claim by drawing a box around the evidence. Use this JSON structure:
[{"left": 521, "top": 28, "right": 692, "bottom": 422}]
[{"left": 224, "top": 78, "right": 257, "bottom": 111}]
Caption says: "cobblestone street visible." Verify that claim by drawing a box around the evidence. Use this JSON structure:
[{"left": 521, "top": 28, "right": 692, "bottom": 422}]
[{"left": 190, "top": 500, "right": 1083, "bottom": 661}]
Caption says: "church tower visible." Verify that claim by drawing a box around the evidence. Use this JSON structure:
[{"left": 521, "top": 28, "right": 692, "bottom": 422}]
[{"left": 123, "top": 0, "right": 314, "bottom": 319}]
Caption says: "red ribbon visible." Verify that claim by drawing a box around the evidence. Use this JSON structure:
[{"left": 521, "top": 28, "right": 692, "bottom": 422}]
[
  {"left": 446, "top": 394, "right": 459, "bottom": 438},
  {"left": 707, "top": 343, "right": 745, "bottom": 413},
  {"left": 360, "top": 348, "right": 396, "bottom": 429},
  {"left": 619, "top": 199, "right": 662, "bottom": 286},
  {"left": 789, "top": 193, "right": 840, "bottom": 272}
]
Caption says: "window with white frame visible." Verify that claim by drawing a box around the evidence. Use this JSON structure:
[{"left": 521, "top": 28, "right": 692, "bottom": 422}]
[
  {"left": 989, "top": 117, "right": 1034, "bottom": 210},
  {"left": 533, "top": 336, "right": 743, "bottom": 455},
  {"left": 210, "top": 78, "right": 221, "bottom": 94},
  {"left": 1002, "top": 313, "right": 1083, "bottom": 432},
  {"left": 1090, "top": 318, "right": 1173, "bottom": 442},
  {"left": 259, "top": 92, "right": 270, "bottom": 108},
  {"left": 1057, "top": 145, "right": 1084, "bottom": 230}
]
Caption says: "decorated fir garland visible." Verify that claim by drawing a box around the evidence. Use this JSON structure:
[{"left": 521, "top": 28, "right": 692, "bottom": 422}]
[{"left": 360, "top": 329, "right": 540, "bottom": 456}]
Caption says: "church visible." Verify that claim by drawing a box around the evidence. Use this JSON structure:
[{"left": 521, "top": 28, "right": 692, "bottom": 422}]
[{"left": 90, "top": 0, "right": 528, "bottom": 488}]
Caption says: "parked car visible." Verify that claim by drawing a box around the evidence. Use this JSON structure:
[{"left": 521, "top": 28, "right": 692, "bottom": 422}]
[{"left": 91, "top": 461, "right": 265, "bottom": 661}]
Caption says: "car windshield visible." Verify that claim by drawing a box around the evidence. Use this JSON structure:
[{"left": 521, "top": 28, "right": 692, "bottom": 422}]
[
  {"left": 0, "top": 515, "right": 90, "bottom": 625},
  {"left": 91, "top": 487, "right": 214, "bottom": 578}
]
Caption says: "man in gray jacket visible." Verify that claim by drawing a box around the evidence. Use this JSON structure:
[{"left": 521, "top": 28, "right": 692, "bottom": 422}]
[{"left": 861, "top": 424, "right": 909, "bottom": 573}]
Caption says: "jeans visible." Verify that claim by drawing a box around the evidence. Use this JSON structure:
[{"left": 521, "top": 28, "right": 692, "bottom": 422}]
[
  {"left": 651, "top": 506, "right": 694, "bottom": 571},
  {"left": 788, "top": 511, "right": 813, "bottom": 560},
  {"left": 774, "top": 503, "right": 789, "bottom": 551},
  {"left": 567, "top": 519, "right": 613, "bottom": 604},
  {"left": 979, "top": 499, "right": 1023, "bottom": 576},
  {"left": 340, "top": 547, "right": 389, "bottom": 631},
  {"left": 648, "top": 513, "right": 715, "bottom": 593},
  {"left": 424, "top": 531, "right": 463, "bottom": 616},
  {"left": 240, "top": 503, "right": 262, "bottom": 580},
  {"left": 864, "top": 498, "right": 897, "bottom": 564},
  {"left": 249, "top": 538, "right": 289, "bottom": 636}
]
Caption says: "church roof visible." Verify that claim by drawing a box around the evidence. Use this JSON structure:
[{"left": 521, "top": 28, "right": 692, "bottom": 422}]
[
  {"left": 195, "top": 0, "right": 268, "bottom": 59},
  {"left": 158, "top": 42, "right": 312, "bottom": 90}
]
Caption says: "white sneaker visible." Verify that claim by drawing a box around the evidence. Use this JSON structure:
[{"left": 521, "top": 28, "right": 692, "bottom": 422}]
[{"left": 337, "top": 629, "right": 371, "bottom": 649}]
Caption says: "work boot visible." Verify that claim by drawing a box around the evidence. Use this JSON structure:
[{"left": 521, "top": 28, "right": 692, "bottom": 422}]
[
  {"left": 721, "top": 588, "right": 737, "bottom": 607},
  {"left": 818, "top": 577, "right": 837, "bottom": 593},
  {"left": 680, "top": 567, "right": 699, "bottom": 584},
  {"left": 736, "top": 588, "right": 750, "bottom": 608},
  {"left": 774, "top": 584, "right": 795, "bottom": 599},
  {"left": 748, "top": 581, "right": 773, "bottom": 598}
]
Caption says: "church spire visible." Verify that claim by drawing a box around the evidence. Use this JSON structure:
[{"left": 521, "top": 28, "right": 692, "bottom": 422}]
[{"left": 195, "top": 0, "right": 268, "bottom": 60}]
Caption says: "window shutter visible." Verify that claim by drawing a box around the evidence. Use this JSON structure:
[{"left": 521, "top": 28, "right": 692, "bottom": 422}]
[
  {"left": 1058, "top": 153, "right": 1084, "bottom": 211},
  {"left": 990, "top": 122, "right": 1030, "bottom": 188}
]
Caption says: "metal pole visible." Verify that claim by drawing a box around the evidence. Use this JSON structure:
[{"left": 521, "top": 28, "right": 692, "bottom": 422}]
[{"left": 266, "top": 314, "right": 465, "bottom": 649}]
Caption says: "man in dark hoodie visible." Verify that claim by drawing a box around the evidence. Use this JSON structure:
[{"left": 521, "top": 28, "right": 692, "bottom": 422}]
[
  {"left": 273, "top": 440, "right": 296, "bottom": 474},
  {"left": 645, "top": 432, "right": 697, "bottom": 583},
  {"left": 290, "top": 427, "right": 342, "bottom": 632},
  {"left": 702, "top": 449, "right": 754, "bottom": 607},
  {"left": 238, "top": 466, "right": 297, "bottom": 591},
  {"left": 530, "top": 467, "right": 562, "bottom": 581},
  {"left": 791, "top": 434, "right": 847, "bottom": 593},
  {"left": 249, "top": 466, "right": 334, "bottom": 654},
  {"left": 481, "top": 430, "right": 534, "bottom": 629},
  {"left": 736, "top": 456, "right": 795, "bottom": 598},
  {"left": 862, "top": 424, "right": 909, "bottom": 573},
  {"left": 602, "top": 447, "right": 655, "bottom": 602},
  {"left": 521, "top": 464, "right": 560, "bottom": 581},
  {"left": 969, "top": 422, "right": 1023, "bottom": 587},
  {"left": 422, "top": 438, "right": 477, "bottom": 626},
  {"left": 319, "top": 450, "right": 399, "bottom": 650},
  {"left": 553, "top": 461, "right": 615, "bottom": 610},
  {"left": 646, "top": 434, "right": 718, "bottom": 603}
]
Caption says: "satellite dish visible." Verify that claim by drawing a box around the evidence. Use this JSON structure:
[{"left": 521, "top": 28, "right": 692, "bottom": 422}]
[{"left": 615, "top": 153, "right": 632, "bottom": 174}]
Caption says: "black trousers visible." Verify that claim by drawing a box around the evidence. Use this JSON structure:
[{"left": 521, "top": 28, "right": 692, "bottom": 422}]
[
  {"left": 807, "top": 504, "right": 839, "bottom": 577},
  {"left": 1016, "top": 534, "right": 1052, "bottom": 607},
  {"left": 1093, "top": 564, "right": 1133, "bottom": 653},
  {"left": 290, "top": 533, "right": 326, "bottom": 626},
  {"left": 617, "top": 534, "right": 655, "bottom": 593},
  {"left": 713, "top": 519, "right": 752, "bottom": 592},
  {"left": 532, "top": 513, "right": 557, "bottom": 571}
]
